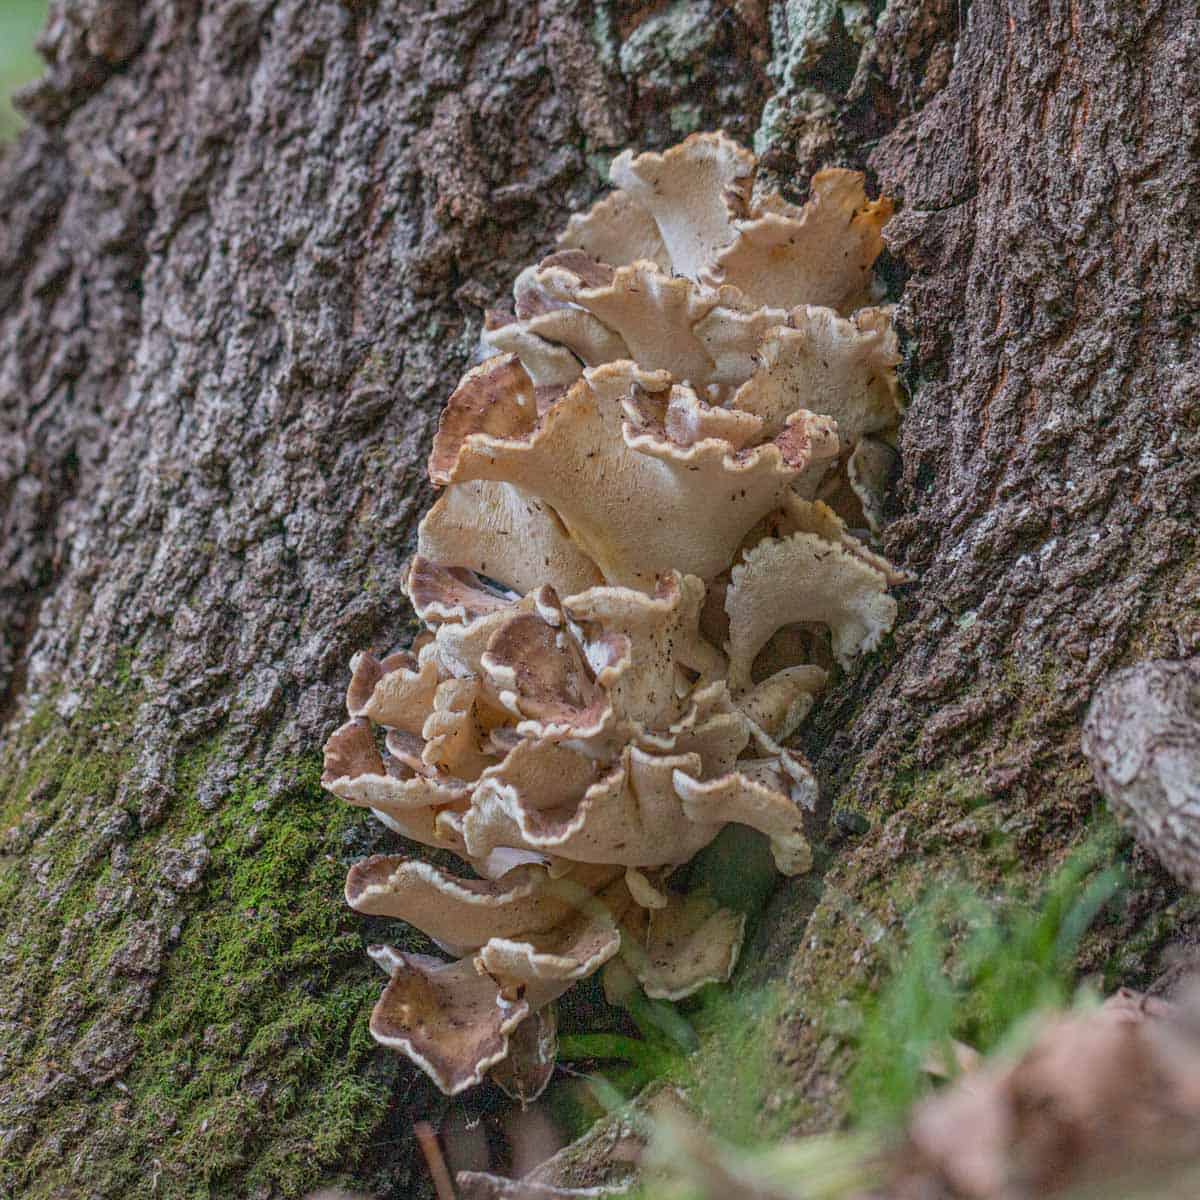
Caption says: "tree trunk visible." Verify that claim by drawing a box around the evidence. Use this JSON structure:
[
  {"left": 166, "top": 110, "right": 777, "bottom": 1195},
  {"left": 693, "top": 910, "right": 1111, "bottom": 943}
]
[
  {"left": 769, "top": 0, "right": 1200, "bottom": 1134},
  {"left": 0, "top": 0, "right": 1195, "bottom": 1197}
]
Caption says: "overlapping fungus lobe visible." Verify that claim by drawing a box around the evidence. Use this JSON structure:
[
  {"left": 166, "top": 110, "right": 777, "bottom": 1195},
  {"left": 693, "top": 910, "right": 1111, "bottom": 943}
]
[{"left": 322, "top": 131, "right": 904, "bottom": 1098}]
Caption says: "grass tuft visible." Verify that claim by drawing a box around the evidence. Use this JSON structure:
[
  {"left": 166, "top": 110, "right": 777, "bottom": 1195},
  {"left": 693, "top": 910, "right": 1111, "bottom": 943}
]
[{"left": 848, "top": 831, "right": 1125, "bottom": 1127}]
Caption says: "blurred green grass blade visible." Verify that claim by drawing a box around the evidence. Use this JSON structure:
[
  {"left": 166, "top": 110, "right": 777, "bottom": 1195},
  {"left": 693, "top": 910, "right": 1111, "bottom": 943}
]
[{"left": 1, "top": 1, "right": 49, "bottom": 141}]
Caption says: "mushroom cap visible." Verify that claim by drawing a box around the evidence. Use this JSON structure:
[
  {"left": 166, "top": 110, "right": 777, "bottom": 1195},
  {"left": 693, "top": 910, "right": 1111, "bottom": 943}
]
[
  {"left": 557, "top": 186, "right": 671, "bottom": 270},
  {"left": 620, "top": 891, "right": 747, "bottom": 1001},
  {"left": 610, "top": 131, "right": 754, "bottom": 282},
  {"left": 710, "top": 169, "right": 894, "bottom": 314},
  {"left": 345, "top": 856, "right": 591, "bottom": 950},
  {"left": 725, "top": 530, "right": 897, "bottom": 686},
  {"left": 367, "top": 950, "right": 531, "bottom": 1096},
  {"left": 323, "top": 132, "right": 902, "bottom": 1096}
]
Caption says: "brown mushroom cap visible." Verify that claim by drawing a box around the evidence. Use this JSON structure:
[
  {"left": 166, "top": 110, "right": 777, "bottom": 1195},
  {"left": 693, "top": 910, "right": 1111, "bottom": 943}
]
[{"left": 367, "top": 950, "right": 530, "bottom": 1096}]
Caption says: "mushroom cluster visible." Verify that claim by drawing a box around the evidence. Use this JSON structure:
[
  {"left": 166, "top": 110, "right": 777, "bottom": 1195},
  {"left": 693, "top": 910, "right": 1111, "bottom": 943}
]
[{"left": 323, "top": 133, "right": 905, "bottom": 1099}]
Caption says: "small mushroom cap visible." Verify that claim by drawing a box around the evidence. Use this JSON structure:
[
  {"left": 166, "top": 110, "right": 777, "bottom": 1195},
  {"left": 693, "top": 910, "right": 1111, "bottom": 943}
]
[
  {"left": 466, "top": 744, "right": 721, "bottom": 869},
  {"left": 557, "top": 186, "right": 670, "bottom": 270},
  {"left": 562, "top": 573, "right": 725, "bottom": 732},
  {"left": 482, "top": 609, "right": 616, "bottom": 742},
  {"left": 729, "top": 305, "right": 901, "bottom": 442},
  {"left": 474, "top": 903, "right": 622, "bottom": 995},
  {"left": 571, "top": 261, "right": 719, "bottom": 385},
  {"left": 421, "top": 676, "right": 509, "bottom": 780},
  {"left": 429, "top": 355, "right": 537, "bottom": 486},
  {"left": 406, "top": 557, "right": 517, "bottom": 625},
  {"left": 711, "top": 168, "right": 893, "bottom": 314},
  {"left": 777, "top": 493, "right": 910, "bottom": 586},
  {"left": 638, "top": 683, "right": 750, "bottom": 777},
  {"left": 345, "top": 856, "right": 582, "bottom": 950},
  {"left": 737, "top": 665, "right": 828, "bottom": 742},
  {"left": 692, "top": 296, "right": 791, "bottom": 390},
  {"left": 725, "top": 530, "right": 897, "bottom": 686},
  {"left": 321, "top": 717, "right": 472, "bottom": 813},
  {"left": 346, "top": 651, "right": 439, "bottom": 734},
  {"left": 673, "top": 759, "right": 814, "bottom": 876},
  {"left": 610, "top": 131, "right": 754, "bottom": 281},
  {"left": 428, "top": 596, "right": 535, "bottom": 679},
  {"left": 368, "top": 950, "right": 530, "bottom": 1096},
  {"left": 418, "top": 480, "right": 603, "bottom": 599},
  {"left": 480, "top": 322, "right": 582, "bottom": 390},
  {"left": 620, "top": 891, "right": 746, "bottom": 1001}
]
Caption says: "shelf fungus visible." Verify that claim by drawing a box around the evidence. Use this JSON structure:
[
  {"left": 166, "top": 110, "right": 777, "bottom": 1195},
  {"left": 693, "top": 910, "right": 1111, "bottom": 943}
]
[{"left": 323, "top": 132, "right": 906, "bottom": 1099}]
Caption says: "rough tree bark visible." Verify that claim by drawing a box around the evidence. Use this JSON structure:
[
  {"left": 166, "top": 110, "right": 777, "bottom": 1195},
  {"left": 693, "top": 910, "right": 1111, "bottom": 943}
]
[{"left": 0, "top": 0, "right": 1195, "bottom": 1198}]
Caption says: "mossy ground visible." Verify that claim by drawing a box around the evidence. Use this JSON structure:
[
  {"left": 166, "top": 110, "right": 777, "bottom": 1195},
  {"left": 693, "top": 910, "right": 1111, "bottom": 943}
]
[{"left": 0, "top": 666, "right": 425, "bottom": 1199}]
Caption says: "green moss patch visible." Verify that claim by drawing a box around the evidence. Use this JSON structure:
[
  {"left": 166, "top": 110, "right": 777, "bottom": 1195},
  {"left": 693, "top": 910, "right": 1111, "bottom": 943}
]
[{"left": 0, "top": 674, "right": 415, "bottom": 1199}]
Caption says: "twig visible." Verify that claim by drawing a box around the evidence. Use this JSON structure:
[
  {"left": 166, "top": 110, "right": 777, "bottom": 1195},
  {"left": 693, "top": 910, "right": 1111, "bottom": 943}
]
[{"left": 415, "top": 1120, "right": 457, "bottom": 1200}]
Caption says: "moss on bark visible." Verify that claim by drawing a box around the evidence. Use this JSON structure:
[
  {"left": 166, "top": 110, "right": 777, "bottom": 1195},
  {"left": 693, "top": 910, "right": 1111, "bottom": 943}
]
[{"left": 0, "top": 669, "right": 434, "bottom": 1199}]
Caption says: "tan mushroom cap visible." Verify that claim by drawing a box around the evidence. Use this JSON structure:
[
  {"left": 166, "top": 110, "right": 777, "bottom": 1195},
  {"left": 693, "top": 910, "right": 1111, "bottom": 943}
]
[
  {"left": 515, "top": 250, "right": 616, "bottom": 312},
  {"left": 777, "top": 493, "right": 912, "bottom": 586},
  {"left": 437, "top": 366, "right": 838, "bottom": 588},
  {"left": 346, "top": 652, "right": 439, "bottom": 735},
  {"left": 474, "top": 903, "right": 622, "bottom": 997},
  {"left": 321, "top": 717, "right": 471, "bottom": 812},
  {"left": 647, "top": 384, "right": 764, "bottom": 450},
  {"left": 482, "top": 607, "right": 617, "bottom": 743},
  {"left": 421, "top": 676, "right": 508, "bottom": 780},
  {"left": 673, "top": 756, "right": 815, "bottom": 875},
  {"left": 465, "top": 744, "right": 722, "bottom": 868},
  {"left": 692, "top": 296, "right": 791, "bottom": 390},
  {"left": 427, "top": 596, "right": 535, "bottom": 679},
  {"left": 620, "top": 891, "right": 747, "bottom": 1001},
  {"left": 346, "top": 856, "right": 566, "bottom": 945},
  {"left": 473, "top": 735, "right": 603, "bottom": 812},
  {"left": 480, "top": 321, "right": 582, "bottom": 391},
  {"left": 711, "top": 168, "right": 894, "bottom": 314},
  {"left": 738, "top": 664, "right": 829, "bottom": 742},
  {"left": 526, "top": 306, "right": 631, "bottom": 369},
  {"left": 418, "top": 480, "right": 603, "bottom": 599},
  {"left": 730, "top": 305, "right": 902, "bottom": 442},
  {"left": 571, "top": 262, "right": 719, "bottom": 385},
  {"left": 557, "top": 186, "right": 671, "bottom": 270},
  {"left": 368, "top": 950, "right": 530, "bottom": 1096},
  {"left": 725, "top": 530, "right": 897, "bottom": 685},
  {"left": 610, "top": 131, "right": 755, "bottom": 282},
  {"left": 512, "top": 254, "right": 632, "bottom": 368},
  {"left": 563, "top": 573, "right": 726, "bottom": 731},
  {"left": 346, "top": 855, "right": 621, "bottom": 950},
  {"left": 405, "top": 557, "right": 516, "bottom": 626}
]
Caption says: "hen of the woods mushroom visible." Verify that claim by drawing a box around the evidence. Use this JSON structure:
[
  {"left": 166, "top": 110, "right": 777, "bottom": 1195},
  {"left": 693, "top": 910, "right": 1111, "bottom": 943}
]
[{"left": 322, "top": 133, "right": 905, "bottom": 1100}]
